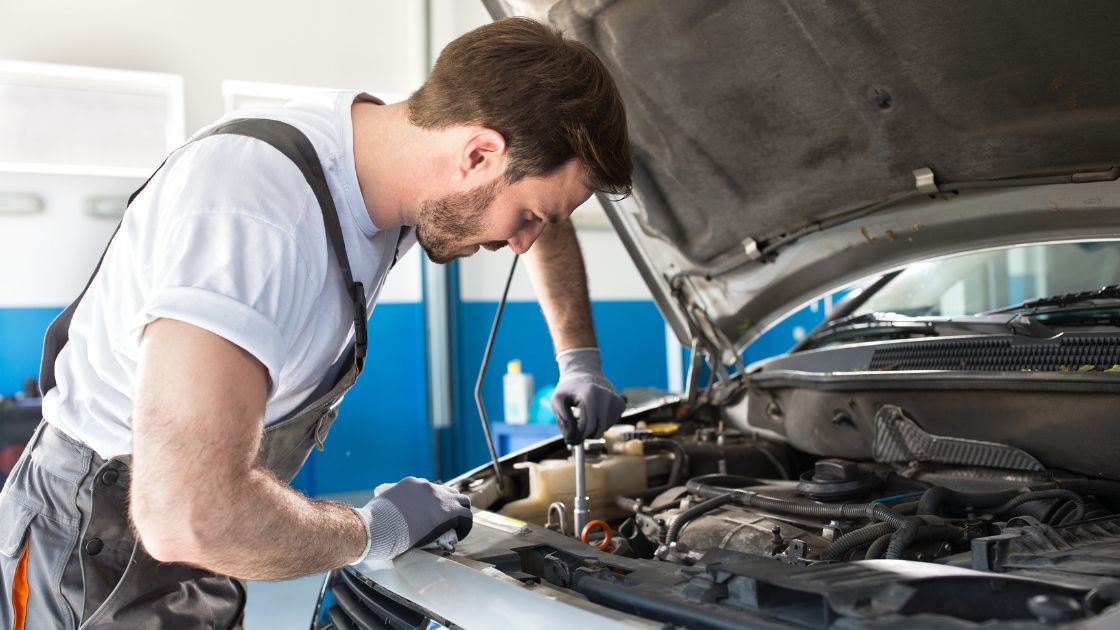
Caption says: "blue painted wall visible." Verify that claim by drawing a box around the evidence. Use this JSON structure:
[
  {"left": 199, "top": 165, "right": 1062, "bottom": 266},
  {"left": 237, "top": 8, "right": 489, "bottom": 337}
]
[
  {"left": 293, "top": 302, "right": 434, "bottom": 495},
  {"left": 0, "top": 304, "right": 433, "bottom": 497},
  {"left": 450, "top": 300, "right": 668, "bottom": 477},
  {"left": 0, "top": 307, "right": 61, "bottom": 396}
]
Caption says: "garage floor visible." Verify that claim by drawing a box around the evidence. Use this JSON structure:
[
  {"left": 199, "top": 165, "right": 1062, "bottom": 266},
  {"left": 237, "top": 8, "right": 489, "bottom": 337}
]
[{"left": 245, "top": 574, "right": 325, "bottom": 629}]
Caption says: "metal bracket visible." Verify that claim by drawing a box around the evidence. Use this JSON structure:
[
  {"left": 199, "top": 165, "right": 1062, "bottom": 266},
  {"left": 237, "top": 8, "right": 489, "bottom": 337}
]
[
  {"left": 742, "top": 237, "right": 762, "bottom": 262},
  {"left": 913, "top": 167, "right": 939, "bottom": 194},
  {"left": 775, "top": 539, "right": 815, "bottom": 566}
]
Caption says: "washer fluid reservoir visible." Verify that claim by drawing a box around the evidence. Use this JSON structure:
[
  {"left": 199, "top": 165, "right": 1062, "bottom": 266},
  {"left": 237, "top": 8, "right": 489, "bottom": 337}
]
[{"left": 499, "top": 452, "right": 647, "bottom": 527}]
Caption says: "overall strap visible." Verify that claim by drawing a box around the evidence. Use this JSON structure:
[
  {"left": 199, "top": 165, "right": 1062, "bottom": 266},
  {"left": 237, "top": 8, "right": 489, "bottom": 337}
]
[{"left": 39, "top": 118, "right": 368, "bottom": 394}]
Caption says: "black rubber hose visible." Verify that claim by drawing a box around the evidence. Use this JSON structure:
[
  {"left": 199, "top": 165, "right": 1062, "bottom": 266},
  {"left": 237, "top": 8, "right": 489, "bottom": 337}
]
[
  {"left": 819, "top": 522, "right": 897, "bottom": 561},
  {"left": 755, "top": 442, "right": 790, "bottom": 480},
  {"left": 623, "top": 439, "right": 691, "bottom": 504},
  {"left": 993, "top": 489, "right": 1085, "bottom": 522},
  {"left": 615, "top": 495, "right": 643, "bottom": 514},
  {"left": 616, "top": 473, "right": 764, "bottom": 512},
  {"left": 864, "top": 525, "right": 969, "bottom": 560},
  {"left": 689, "top": 474, "right": 763, "bottom": 488},
  {"left": 688, "top": 481, "right": 916, "bottom": 560},
  {"left": 1047, "top": 498, "right": 1076, "bottom": 526},
  {"left": 916, "top": 486, "right": 946, "bottom": 515},
  {"left": 916, "top": 486, "right": 1021, "bottom": 515},
  {"left": 893, "top": 500, "right": 919, "bottom": 516},
  {"left": 665, "top": 494, "right": 735, "bottom": 544},
  {"left": 643, "top": 439, "right": 688, "bottom": 486},
  {"left": 1045, "top": 498, "right": 1104, "bottom": 526},
  {"left": 1058, "top": 479, "right": 1120, "bottom": 498},
  {"left": 864, "top": 532, "right": 893, "bottom": 560}
]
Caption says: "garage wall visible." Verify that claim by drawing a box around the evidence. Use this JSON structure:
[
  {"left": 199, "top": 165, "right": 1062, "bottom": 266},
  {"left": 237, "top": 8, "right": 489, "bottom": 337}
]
[{"left": 0, "top": 0, "right": 428, "bottom": 134}]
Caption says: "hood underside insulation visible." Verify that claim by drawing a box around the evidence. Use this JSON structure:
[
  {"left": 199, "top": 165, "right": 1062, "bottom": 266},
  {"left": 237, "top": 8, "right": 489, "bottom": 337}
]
[{"left": 547, "top": 0, "right": 1120, "bottom": 265}]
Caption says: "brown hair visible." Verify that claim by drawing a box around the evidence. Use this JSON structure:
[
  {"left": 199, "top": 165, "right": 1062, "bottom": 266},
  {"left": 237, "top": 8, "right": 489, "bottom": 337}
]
[{"left": 408, "top": 17, "right": 632, "bottom": 197}]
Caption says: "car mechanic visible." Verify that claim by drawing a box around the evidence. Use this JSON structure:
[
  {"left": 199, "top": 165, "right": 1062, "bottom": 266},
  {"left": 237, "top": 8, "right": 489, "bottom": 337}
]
[{"left": 0, "top": 17, "right": 632, "bottom": 628}]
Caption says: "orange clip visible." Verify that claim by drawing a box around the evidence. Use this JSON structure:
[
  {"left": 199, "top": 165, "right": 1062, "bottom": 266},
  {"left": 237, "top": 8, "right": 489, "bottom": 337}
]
[{"left": 580, "top": 519, "right": 612, "bottom": 550}]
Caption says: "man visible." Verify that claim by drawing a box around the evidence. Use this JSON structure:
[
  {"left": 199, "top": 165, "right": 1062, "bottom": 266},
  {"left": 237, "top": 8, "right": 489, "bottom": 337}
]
[{"left": 0, "top": 17, "right": 631, "bottom": 628}]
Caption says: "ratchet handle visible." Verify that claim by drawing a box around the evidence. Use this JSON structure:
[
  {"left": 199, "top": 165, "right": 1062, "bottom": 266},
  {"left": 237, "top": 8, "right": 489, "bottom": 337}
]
[{"left": 559, "top": 402, "right": 583, "bottom": 445}]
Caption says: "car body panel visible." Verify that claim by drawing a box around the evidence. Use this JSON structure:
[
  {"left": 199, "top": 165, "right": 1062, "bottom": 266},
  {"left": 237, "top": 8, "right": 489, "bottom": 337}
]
[{"left": 349, "top": 511, "right": 659, "bottom": 629}]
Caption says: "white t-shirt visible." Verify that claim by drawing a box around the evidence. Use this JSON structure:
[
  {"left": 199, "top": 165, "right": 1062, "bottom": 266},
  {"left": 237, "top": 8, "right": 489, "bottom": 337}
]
[{"left": 42, "top": 90, "right": 416, "bottom": 460}]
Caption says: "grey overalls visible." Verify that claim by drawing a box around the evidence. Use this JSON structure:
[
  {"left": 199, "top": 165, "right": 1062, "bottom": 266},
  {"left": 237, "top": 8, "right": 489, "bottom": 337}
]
[{"left": 0, "top": 119, "right": 387, "bottom": 628}]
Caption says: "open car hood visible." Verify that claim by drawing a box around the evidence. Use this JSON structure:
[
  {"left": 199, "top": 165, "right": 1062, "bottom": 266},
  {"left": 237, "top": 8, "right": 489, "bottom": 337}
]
[{"left": 483, "top": 0, "right": 1120, "bottom": 357}]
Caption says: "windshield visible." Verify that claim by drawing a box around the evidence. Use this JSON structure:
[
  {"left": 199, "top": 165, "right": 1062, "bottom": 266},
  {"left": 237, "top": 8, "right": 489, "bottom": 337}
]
[{"left": 851, "top": 241, "right": 1120, "bottom": 318}]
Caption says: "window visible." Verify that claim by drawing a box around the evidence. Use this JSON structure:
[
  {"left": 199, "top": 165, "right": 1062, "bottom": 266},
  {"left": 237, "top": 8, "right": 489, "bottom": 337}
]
[{"left": 0, "top": 60, "right": 183, "bottom": 177}]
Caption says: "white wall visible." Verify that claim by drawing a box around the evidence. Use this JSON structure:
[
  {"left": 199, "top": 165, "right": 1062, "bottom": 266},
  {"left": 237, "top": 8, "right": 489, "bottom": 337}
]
[
  {"left": 429, "top": 0, "right": 494, "bottom": 62},
  {"left": 0, "top": 0, "right": 654, "bottom": 308},
  {"left": 0, "top": 0, "right": 429, "bottom": 134}
]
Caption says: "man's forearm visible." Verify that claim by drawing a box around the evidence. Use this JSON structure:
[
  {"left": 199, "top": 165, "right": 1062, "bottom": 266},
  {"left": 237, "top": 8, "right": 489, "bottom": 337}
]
[
  {"left": 522, "top": 218, "right": 597, "bottom": 352},
  {"left": 183, "top": 467, "right": 368, "bottom": 580}
]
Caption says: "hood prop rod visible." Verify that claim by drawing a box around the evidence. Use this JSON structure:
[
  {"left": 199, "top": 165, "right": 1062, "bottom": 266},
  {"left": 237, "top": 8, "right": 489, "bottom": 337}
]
[{"left": 474, "top": 253, "right": 519, "bottom": 494}]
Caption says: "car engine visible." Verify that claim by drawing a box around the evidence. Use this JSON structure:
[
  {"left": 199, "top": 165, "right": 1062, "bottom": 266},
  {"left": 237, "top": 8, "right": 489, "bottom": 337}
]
[
  {"left": 467, "top": 414, "right": 1114, "bottom": 567},
  {"left": 451, "top": 394, "right": 1120, "bottom": 627}
]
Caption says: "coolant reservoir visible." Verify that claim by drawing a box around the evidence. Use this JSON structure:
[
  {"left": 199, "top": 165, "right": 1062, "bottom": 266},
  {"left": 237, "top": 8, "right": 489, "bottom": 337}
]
[{"left": 499, "top": 452, "right": 647, "bottom": 526}]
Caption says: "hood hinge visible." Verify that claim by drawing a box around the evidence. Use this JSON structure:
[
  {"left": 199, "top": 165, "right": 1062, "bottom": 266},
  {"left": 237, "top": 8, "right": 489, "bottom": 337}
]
[{"left": 671, "top": 280, "right": 748, "bottom": 405}]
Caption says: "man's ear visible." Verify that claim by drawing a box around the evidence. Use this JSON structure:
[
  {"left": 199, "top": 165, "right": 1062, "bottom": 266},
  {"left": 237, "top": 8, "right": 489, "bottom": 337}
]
[{"left": 459, "top": 128, "right": 507, "bottom": 182}]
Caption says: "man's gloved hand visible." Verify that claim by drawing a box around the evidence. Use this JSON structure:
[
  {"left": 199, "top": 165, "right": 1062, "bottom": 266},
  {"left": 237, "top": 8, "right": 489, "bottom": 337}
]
[
  {"left": 350, "top": 476, "right": 472, "bottom": 564},
  {"left": 551, "top": 348, "right": 626, "bottom": 444}
]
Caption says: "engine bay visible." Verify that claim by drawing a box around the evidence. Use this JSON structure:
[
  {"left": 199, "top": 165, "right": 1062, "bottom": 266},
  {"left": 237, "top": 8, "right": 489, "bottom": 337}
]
[{"left": 450, "top": 398, "right": 1120, "bottom": 627}]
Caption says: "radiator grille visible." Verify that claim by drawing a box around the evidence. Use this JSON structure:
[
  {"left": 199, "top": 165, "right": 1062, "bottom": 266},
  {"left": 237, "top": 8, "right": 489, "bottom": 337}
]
[{"left": 317, "top": 568, "right": 450, "bottom": 630}]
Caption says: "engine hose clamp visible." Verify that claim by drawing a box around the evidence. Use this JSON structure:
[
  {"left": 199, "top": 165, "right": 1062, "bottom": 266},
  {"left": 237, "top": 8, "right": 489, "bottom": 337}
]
[{"left": 581, "top": 520, "right": 613, "bottom": 550}]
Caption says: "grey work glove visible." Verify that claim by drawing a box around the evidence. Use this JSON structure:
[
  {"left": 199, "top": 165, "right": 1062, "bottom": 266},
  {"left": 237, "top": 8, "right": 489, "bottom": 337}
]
[
  {"left": 552, "top": 348, "right": 626, "bottom": 444},
  {"left": 350, "top": 476, "right": 472, "bottom": 564}
]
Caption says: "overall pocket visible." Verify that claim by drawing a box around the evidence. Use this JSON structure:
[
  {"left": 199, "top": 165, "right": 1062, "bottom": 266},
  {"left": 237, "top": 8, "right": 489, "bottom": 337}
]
[
  {"left": 0, "top": 499, "right": 34, "bottom": 630},
  {"left": 0, "top": 490, "right": 83, "bottom": 629},
  {"left": 0, "top": 499, "right": 34, "bottom": 558}
]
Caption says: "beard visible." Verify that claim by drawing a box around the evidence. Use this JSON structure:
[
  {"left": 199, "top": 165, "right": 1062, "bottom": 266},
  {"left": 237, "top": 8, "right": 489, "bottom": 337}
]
[{"left": 415, "top": 178, "right": 506, "bottom": 264}]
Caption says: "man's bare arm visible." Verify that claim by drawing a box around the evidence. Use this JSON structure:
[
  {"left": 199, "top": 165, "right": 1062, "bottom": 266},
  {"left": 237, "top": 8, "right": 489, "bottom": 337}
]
[
  {"left": 523, "top": 218, "right": 627, "bottom": 441},
  {"left": 130, "top": 318, "right": 367, "bottom": 580},
  {"left": 522, "top": 218, "right": 597, "bottom": 352}
]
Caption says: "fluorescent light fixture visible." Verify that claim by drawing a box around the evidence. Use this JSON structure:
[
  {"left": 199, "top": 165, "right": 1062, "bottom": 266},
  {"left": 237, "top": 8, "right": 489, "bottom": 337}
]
[
  {"left": 0, "top": 162, "right": 150, "bottom": 178},
  {"left": 86, "top": 195, "right": 128, "bottom": 219},
  {"left": 0, "top": 60, "right": 184, "bottom": 170},
  {"left": 0, "top": 191, "right": 44, "bottom": 214}
]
